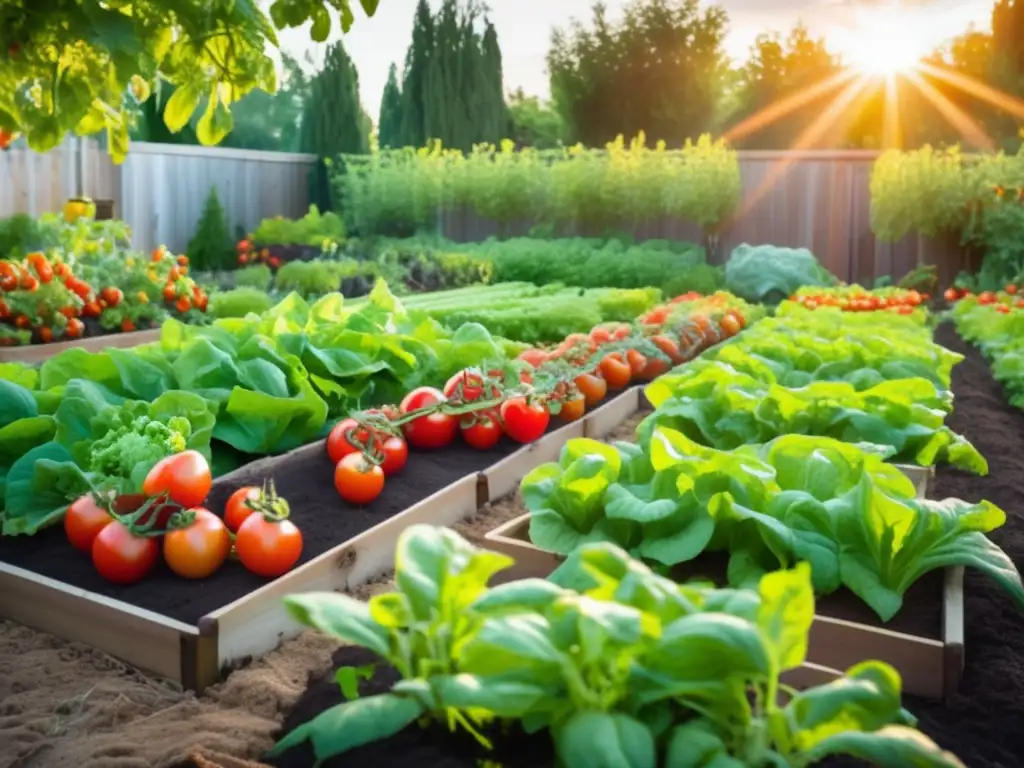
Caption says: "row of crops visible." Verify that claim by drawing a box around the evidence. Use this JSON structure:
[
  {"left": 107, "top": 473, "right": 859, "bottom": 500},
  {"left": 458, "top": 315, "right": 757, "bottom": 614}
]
[{"left": 272, "top": 295, "right": 1021, "bottom": 767}]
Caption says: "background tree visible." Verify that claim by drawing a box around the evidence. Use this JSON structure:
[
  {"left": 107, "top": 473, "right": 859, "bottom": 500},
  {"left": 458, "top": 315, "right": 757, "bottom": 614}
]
[
  {"left": 301, "top": 40, "right": 370, "bottom": 210},
  {"left": 507, "top": 89, "right": 567, "bottom": 148},
  {"left": 399, "top": 0, "right": 436, "bottom": 148},
  {"left": 548, "top": 0, "right": 728, "bottom": 147},
  {"left": 0, "top": 0, "right": 384, "bottom": 161},
  {"left": 727, "top": 24, "right": 842, "bottom": 149},
  {"left": 378, "top": 63, "right": 404, "bottom": 148}
]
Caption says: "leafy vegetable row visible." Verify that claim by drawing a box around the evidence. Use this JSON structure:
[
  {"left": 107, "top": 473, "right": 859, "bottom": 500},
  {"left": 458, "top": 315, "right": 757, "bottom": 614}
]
[
  {"left": 642, "top": 304, "right": 984, "bottom": 473},
  {"left": 272, "top": 524, "right": 966, "bottom": 768},
  {"left": 952, "top": 292, "right": 1024, "bottom": 409},
  {"left": 522, "top": 428, "right": 1022, "bottom": 622}
]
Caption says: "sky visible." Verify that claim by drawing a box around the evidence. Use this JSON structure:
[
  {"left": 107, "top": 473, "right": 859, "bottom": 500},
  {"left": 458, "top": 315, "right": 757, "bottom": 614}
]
[{"left": 274, "top": 0, "right": 994, "bottom": 117}]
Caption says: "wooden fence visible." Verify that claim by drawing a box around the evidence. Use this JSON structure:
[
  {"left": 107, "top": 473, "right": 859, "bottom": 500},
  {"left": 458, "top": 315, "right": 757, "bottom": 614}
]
[
  {"left": 0, "top": 138, "right": 318, "bottom": 254},
  {"left": 1, "top": 142, "right": 968, "bottom": 284}
]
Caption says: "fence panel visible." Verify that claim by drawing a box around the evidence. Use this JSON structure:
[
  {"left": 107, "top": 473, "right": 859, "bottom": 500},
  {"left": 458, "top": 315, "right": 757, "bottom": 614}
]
[{"left": 0, "top": 142, "right": 964, "bottom": 283}]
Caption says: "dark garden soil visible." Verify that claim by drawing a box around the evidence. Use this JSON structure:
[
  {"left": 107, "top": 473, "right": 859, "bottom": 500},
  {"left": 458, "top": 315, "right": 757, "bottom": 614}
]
[
  {"left": 269, "top": 647, "right": 558, "bottom": 768},
  {"left": 266, "top": 325, "right": 1024, "bottom": 768},
  {"left": 0, "top": 389, "right": 633, "bottom": 626},
  {"left": 896, "top": 324, "right": 1024, "bottom": 768}
]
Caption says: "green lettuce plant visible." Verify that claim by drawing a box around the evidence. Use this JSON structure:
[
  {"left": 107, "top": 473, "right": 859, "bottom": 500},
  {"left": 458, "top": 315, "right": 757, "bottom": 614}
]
[
  {"left": 271, "top": 524, "right": 965, "bottom": 768},
  {"left": 521, "top": 430, "right": 1024, "bottom": 622}
]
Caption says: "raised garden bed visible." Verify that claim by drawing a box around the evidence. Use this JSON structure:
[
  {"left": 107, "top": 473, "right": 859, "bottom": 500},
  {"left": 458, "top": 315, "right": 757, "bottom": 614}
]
[
  {"left": 480, "top": 392, "right": 961, "bottom": 700},
  {"left": 0, "top": 327, "right": 162, "bottom": 364},
  {"left": 0, "top": 387, "right": 638, "bottom": 692}
]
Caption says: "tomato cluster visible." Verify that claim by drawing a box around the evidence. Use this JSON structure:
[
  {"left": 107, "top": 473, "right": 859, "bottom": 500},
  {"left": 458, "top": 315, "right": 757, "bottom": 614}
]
[
  {"left": 237, "top": 239, "right": 281, "bottom": 269},
  {"left": 64, "top": 451, "right": 302, "bottom": 585},
  {"left": 0, "top": 251, "right": 116, "bottom": 344},
  {"left": 152, "top": 247, "right": 208, "bottom": 316},
  {"left": 945, "top": 286, "right": 1024, "bottom": 314},
  {"left": 792, "top": 290, "right": 927, "bottom": 314},
  {"left": 324, "top": 298, "right": 748, "bottom": 507}
]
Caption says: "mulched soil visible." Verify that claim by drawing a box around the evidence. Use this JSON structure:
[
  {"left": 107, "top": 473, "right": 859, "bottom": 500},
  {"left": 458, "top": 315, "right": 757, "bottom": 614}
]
[
  {"left": 898, "top": 323, "right": 1024, "bottom": 768},
  {"left": 266, "top": 325, "right": 1024, "bottom": 768},
  {"left": 0, "top": 388, "right": 632, "bottom": 625}
]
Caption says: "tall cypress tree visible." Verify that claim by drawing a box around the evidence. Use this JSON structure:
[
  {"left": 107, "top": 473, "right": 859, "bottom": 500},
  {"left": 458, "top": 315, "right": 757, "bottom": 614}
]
[
  {"left": 400, "top": 0, "right": 434, "bottom": 147},
  {"left": 396, "top": 0, "right": 507, "bottom": 151},
  {"left": 302, "top": 40, "right": 369, "bottom": 210},
  {"left": 378, "top": 63, "right": 404, "bottom": 148}
]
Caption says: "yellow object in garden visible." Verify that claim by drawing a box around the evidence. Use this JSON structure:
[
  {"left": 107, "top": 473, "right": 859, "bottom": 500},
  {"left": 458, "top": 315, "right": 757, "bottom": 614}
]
[{"left": 63, "top": 197, "right": 96, "bottom": 223}]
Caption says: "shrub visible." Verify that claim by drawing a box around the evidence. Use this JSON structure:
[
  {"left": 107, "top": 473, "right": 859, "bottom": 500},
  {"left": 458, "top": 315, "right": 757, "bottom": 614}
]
[
  {"left": 274, "top": 258, "right": 375, "bottom": 296},
  {"left": 187, "top": 188, "right": 235, "bottom": 270},
  {"left": 252, "top": 205, "right": 346, "bottom": 247},
  {"left": 208, "top": 287, "right": 275, "bottom": 318},
  {"left": 662, "top": 264, "right": 725, "bottom": 298},
  {"left": 235, "top": 264, "right": 273, "bottom": 291}
]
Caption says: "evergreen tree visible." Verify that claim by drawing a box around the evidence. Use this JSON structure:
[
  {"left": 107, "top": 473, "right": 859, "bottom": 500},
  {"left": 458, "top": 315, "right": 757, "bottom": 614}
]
[
  {"left": 301, "top": 40, "right": 370, "bottom": 210},
  {"left": 479, "top": 20, "right": 507, "bottom": 143},
  {"left": 187, "top": 188, "right": 234, "bottom": 271},
  {"left": 378, "top": 63, "right": 404, "bottom": 148},
  {"left": 400, "top": 0, "right": 435, "bottom": 147}
]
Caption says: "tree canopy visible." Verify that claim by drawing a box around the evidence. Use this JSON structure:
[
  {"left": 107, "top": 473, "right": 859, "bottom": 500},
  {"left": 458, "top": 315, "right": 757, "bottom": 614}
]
[{"left": 0, "top": 0, "right": 382, "bottom": 161}]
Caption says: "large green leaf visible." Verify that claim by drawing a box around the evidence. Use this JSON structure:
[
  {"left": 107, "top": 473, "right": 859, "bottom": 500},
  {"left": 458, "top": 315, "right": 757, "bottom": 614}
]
[{"left": 2, "top": 442, "right": 93, "bottom": 535}]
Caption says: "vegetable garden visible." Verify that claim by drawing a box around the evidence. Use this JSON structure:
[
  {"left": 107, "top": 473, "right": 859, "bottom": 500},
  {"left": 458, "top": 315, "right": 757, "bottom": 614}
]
[{"left": 2, "top": 204, "right": 1024, "bottom": 768}]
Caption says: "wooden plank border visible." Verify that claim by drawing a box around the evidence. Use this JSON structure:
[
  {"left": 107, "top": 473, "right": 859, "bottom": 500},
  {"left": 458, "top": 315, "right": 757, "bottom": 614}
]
[{"left": 0, "top": 328, "right": 161, "bottom": 364}]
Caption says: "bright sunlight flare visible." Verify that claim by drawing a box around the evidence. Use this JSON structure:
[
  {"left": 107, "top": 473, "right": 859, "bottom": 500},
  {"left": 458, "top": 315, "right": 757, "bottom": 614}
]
[{"left": 833, "top": 6, "right": 936, "bottom": 77}]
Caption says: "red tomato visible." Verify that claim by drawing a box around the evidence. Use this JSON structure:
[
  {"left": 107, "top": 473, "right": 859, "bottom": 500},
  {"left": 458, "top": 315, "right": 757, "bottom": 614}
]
[
  {"left": 979, "top": 291, "right": 997, "bottom": 305},
  {"left": 599, "top": 354, "right": 632, "bottom": 390},
  {"left": 163, "top": 509, "right": 231, "bottom": 579},
  {"left": 517, "top": 349, "right": 548, "bottom": 368},
  {"left": 651, "top": 335, "right": 683, "bottom": 365},
  {"left": 625, "top": 349, "right": 647, "bottom": 377},
  {"left": 610, "top": 324, "right": 632, "bottom": 341},
  {"left": 400, "top": 387, "right": 457, "bottom": 450},
  {"left": 235, "top": 515, "right": 303, "bottom": 578},
  {"left": 590, "top": 326, "right": 612, "bottom": 345},
  {"left": 639, "top": 357, "right": 670, "bottom": 380},
  {"left": 1006, "top": 284, "right": 1018, "bottom": 295},
  {"left": 500, "top": 398, "right": 550, "bottom": 444},
  {"left": 558, "top": 395, "right": 586, "bottom": 422},
  {"left": 335, "top": 453, "right": 386, "bottom": 505},
  {"left": 91, "top": 522, "right": 160, "bottom": 584},
  {"left": 575, "top": 372, "right": 608, "bottom": 407},
  {"left": 65, "top": 317, "right": 84, "bottom": 338},
  {"left": 720, "top": 314, "right": 742, "bottom": 337},
  {"left": 100, "top": 286, "right": 123, "bottom": 307},
  {"left": 326, "top": 418, "right": 374, "bottom": 465},
  {"left": 142, "top": 450, "right": 212, "bottom": 509},
  {"left": 65, "top": 494, "right": 113, "bottom": 552},
  {"left": 379, "top": 435, "right": 408, "bottom": 476},
  {"left": 224, "top": 486, "right": 261, "bottom": 533},
  {"left": 443, "top": 368, "right": 497, "bottom": 403},
  {"left": 461, "top": 411, "right": 503, "bottom": 450},
  {"left": 944, "top": 288, "right": 959, "bottom": 302}
]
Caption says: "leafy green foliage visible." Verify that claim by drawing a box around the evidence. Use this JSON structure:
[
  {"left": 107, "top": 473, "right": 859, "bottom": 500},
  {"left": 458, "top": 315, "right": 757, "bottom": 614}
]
[
  {"left": 954, "top": 297, "right": 1024, "bottom": 408},
  {"left": 0, "top": 1, "right": 384, "bottom": 162},
  {"left": 548, "top": 0, "right": 728, "bottom": 148},
  {"left": 274, "top": 260, "right": 360, "bottom": 296},
  {"left": 208, "top": 287, "right": 276, "bottom": 318},
  {"left": 0, "top": 384, "right": 216, "bottom": 535},
  {"left": 724, "top": 244, "right": 837, "bottom": 304},
  {"left": 252, "top": 206, "right": 346, "bottom": 247},
  {"left": 273, "top": 524, "right": 965, "bottom": 767},
  {"left": 187, "top": 188, "right": 235, "bottom": 271},
  {"left": 641, "top": 309, "right": 984, "bottom": 472},
  {"left": 507, "top": 88, "right": 566, "bottom": 149},
  {"left": 337, "top": 136, "right": 740, "bottom": 238},
  {"left": 522, "top": 427, "right": 1021, "bottom": 622},
  {"left": 235, "top": 266, "right": 274, "bottom": 292},
  {"left": 0, "top": 282, "right": 510, "bottom": 462}
]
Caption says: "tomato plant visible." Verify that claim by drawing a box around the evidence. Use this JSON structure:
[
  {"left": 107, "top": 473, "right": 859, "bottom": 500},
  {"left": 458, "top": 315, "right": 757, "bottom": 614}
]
[
  {"left": 65, "top": 494, "right": 113, "bottom": 552},
  {"left": 443, "top": 368, "right": 498, "bottom": 403},
  {"left": 335, "top": 453, "right": 386, "bottom": 505},
  {"left": 163, "top": 509, "right": 231, "bottom": 579},
  {"left": 91, "top": 521, "right": 160, "bottom": 584},
  {"left": 142, "top": 450, "right": 212, "bottom": 508},
  {"left": 500, "top": 398, "right": 549, "bottom": 444},
  {"left": 461, "top": 411, "right": 503, "bottom": 450}
]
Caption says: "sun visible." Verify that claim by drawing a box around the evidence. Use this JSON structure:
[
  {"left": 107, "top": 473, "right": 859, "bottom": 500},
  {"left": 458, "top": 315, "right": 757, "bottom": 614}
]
[{"left": 836, "top": 7, "right": 932, "bottom": 77}]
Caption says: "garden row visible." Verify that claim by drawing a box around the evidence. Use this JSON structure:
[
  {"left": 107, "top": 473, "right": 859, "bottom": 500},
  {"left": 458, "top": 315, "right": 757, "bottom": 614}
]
[
  {"left": 950, "top": 289, "right": 1024, "bottom": 409},
  {"left": 266, "top": 296, "right": 1024, "bottom": 767}
]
